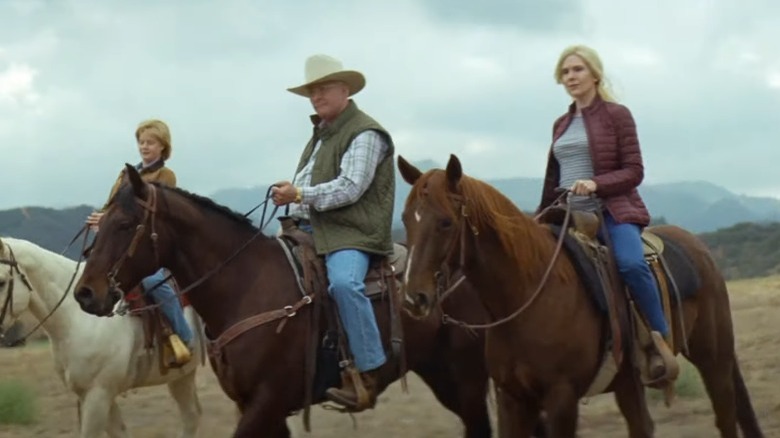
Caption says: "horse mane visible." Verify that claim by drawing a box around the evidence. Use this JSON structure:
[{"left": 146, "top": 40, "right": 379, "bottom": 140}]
[
  {"left": 114, "top": 182, "right": 262, "bottom": 234},
  {"left": 410, "top": 170, "right": 574, "bottom": 284}
]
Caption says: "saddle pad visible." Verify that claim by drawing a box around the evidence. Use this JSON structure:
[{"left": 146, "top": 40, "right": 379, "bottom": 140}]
[
  {"left": 648, "top": 231, "right": 701, "bottom": 301},
  {"left": 548, "top": 225, "right": 609, "bottom": 313}
]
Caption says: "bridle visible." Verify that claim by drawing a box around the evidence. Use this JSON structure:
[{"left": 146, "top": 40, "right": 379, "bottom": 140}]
[
  {"left": 432, "top": 193, "right": 476, "bottom": 304},
  {"left": 0, "top": 246, "right": 33, "bottom": 340},
  {"left": 0, "top": 230, "right": 90, "bottom": 346},
  {"left": 418, "top": 189, "right": 572, "bottom": 330},
  {"left": 106, "top": 184, "right": 161, "bottom": 301},
  {"left": 100, "top": 182, "right": 280, "bottom": 315}
]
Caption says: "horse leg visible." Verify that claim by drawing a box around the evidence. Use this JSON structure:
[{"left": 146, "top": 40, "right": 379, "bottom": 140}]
[
  {"left": 167, "top": 371, "right": 202, "bottom": 438},
  {"left": 496, "top": 385, "right": 548, "bottom": 438},
  {"left": 79, "top": 387, "right": 113, "bottom": 438},
  {"left": 232, "top": 387, "right": 291, "bottom": 438},
  {"left": 541, "top": 383, "right": 578, "bottom": 438},
  {"left": 107, "top": 402, "right": 130, "bottom": 438},
  {"left": 687, "top": 352, "right": 740, "bottom": 438},
  {"left": 612, "top": 368, "right": 654, "bottom": 438},
  {"left": 414, "top": 364, "right": 492, "bottom": 438},
  {"left": 496, "top": 387, "right": 542, "bottom": 438}
]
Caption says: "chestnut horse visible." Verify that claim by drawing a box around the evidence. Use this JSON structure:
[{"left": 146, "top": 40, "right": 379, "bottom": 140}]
[
  {"left": 72, "top": 164, "right": 494, "bottom": 437},
  {"left": 397, "top": 154, "right": 763, "bottom": 438}
]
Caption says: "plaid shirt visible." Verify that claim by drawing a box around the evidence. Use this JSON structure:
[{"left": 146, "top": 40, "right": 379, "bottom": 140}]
[{"left": 288, "top": 130, "right": 390, "bottom": 219}]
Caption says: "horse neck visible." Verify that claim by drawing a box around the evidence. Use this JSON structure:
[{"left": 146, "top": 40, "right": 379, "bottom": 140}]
[
  {"left": 463, "top": 217, "right": 565, "bottom": 323},
  {"left": 9, "top": 239, "right": 83, "bottom": 338},
  {"left": 159, "top": 203, "right": 280, "bottom": 333}
]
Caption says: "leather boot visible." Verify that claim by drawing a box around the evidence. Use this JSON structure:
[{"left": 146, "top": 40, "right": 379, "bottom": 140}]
[
  {"left": 325, "top": 368, "right": 379, "bottom": 412},
  {"left": 648, "top": 330, "right": 679, "bottom": 383}
]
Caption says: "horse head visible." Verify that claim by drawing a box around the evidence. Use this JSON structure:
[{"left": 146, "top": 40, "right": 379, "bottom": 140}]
[
  {"left": 74, "top": 164, "right": 167, "bottom": 316},
  {"left": 397, "top": 154, "right": 468, "bottom": 319},
  {"left": 0, "top": 238, "right": 34, "bottom": 334}
]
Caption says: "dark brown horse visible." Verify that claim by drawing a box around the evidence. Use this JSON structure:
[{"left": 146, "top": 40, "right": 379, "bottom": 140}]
[
  {"left": 72, "top": 164, "right": 494, "bottom": 437},
  {"left": 397, "top": 154, "right": 763, "bottom": 438}
]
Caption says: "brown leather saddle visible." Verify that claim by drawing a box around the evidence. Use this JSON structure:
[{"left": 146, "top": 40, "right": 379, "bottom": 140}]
[
  {"left": 124, "top": 276, "right": 192, "bottom": 372},
  {"left": 276, "top": 217, "right": 408, "bottom": 408},
  {"left": 537, "top": 207, "right": 680, "bottom": 395}
]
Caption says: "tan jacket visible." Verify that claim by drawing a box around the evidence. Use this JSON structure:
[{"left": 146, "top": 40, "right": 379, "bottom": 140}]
[{"left": 101, "top": 161, "right": 176, "bottom": 211}]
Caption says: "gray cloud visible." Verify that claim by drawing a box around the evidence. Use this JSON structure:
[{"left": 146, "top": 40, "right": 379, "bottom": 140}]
[
  {"left": 0, "top": 0, "right": 778, "bottom": 210},
  {"left": 419, "top": 0, "right": 584, "bottom": 32}
]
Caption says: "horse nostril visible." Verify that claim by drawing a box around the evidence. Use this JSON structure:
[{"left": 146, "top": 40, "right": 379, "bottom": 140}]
[
  {"left": 416, "top": 292, "right": 430, "bottom": 309},
  {"left": 108, "top": 287, "right": 122, "bottom": 303},
  {"left": 75, "top": 286, "right": 94, "bottom": 304}
]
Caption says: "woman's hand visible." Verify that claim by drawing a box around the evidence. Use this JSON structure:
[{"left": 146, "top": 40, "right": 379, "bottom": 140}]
[{"left": 571, "top": 179, "right": 598, "bottom": 196}]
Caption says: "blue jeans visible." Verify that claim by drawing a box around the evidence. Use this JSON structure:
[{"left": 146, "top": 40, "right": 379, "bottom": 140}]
[
  {"left": 603, "top": 212, "right": 669, "bottom": 336},
  {"left": 141, "top": 269, "right": 193, "bottom": 345},
  {"left": 325, "top": 249, "right": 387, "bottom": 372}
]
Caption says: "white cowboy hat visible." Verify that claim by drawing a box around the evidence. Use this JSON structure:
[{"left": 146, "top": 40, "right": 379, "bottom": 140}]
[{"left": 287, "top": 54, "right": 366, "bottom": 97}]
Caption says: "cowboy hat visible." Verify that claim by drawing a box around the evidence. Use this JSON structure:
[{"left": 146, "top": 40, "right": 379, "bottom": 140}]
[{"left": 287, "top": 54, "right": 366, "bottom": 97}]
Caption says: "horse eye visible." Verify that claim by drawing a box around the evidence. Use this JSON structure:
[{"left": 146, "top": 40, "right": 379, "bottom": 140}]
[
  {"left": 0, "top": 280, "right": 6, "bottom": 289},
  {"left": 118, "top": 221, "right": 134, "bottom": 231},
  {"left": 439, "top": 218, "right": 453, "bottom": 229}
]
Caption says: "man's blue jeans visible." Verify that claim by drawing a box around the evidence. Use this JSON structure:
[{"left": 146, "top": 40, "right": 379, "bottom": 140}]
[
  {"left": 325, "top": 249, "right": 387, "bottom": 372},
  {"left": 603, "top": 212, "right": 669, "bottom": 336},
  {"left": 141, "top": 269, "right": 193, "bottom": 345}
]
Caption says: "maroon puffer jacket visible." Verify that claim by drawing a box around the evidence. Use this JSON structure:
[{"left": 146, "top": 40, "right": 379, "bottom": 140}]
[{"left": 537, "top": 95, "right": 651, "bottom": 226}]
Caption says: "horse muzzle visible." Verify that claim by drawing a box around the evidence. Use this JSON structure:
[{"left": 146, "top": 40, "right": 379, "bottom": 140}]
[
  {"left": 402, "top": 289, "right": 434, "bottom": 319},
  {"left": 74, "top": 285, "right": 122, "bottom": 317}
]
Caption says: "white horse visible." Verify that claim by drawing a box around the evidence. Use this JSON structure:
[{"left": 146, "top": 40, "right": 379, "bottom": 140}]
[{"left": 0, "top": 236, "right": 203, "bottom": 437}]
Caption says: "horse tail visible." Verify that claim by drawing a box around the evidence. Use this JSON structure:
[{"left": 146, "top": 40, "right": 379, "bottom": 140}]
[{"left": 732, "top": 359, "right": 764, "bottom": 438}]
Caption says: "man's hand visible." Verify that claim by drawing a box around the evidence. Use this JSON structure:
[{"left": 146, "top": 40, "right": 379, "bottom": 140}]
[
  {"left": 571, "top": 179, "right": 597, "bottom": 196},
  {"left": 271, "top": 181, "right": 298, "bottom": 206}
]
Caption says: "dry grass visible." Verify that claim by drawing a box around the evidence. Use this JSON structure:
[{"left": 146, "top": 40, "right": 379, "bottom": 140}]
[{"left": 0, "top": 276, "right": 778, "bottom": 437}]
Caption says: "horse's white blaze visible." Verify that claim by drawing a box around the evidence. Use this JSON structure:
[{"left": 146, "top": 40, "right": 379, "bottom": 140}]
[
  {"left": 0, "top": 238, "right": 203, "bottom": 437},
  {"left": 414, "top": 209, "right": 422, "bottom": 223},
  {"left": 404, "top": 245, "right": 415, "bottom": 286}
]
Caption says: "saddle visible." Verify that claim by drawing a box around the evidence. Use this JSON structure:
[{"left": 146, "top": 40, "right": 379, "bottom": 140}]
[
  {"left": 124, "top": 276, "right": 192, "bottom": 373},
  {"left": 277, "top": 216, "right": 407, "bottom": 414},
  {"left": 538, "top": 206, "right": 692, "bottom": 399}
]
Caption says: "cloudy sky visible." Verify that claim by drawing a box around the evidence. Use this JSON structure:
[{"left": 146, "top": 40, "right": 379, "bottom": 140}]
[{"left": 1, "top": 0, "right": 777, "bottom": 210}]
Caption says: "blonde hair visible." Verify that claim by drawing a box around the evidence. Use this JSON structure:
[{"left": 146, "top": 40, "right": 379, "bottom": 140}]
[
  {"left": 554, "top": 45, "right": 616, "bottom": 102},
  {"left": 135, "top": 119, "right": 172, "bottom": 161}
]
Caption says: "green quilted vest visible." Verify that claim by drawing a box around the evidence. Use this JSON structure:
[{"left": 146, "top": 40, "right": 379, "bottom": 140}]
[{"left": 295, "top": 101, "right": 395, "bottom": 256}]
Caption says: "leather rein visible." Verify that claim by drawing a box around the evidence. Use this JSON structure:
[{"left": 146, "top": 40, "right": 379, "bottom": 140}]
[
  {"left": 432, "top": 190, "right": 572, "bottom": 330},
  {"left": 0, "top": 229, "right": 90, "bottom": 346},
  {"left": 103, "top": 183, "right": 309, "bottom": 323}
]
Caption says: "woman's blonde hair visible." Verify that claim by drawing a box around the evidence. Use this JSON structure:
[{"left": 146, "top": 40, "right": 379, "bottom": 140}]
[
  {"left": 554, "top": 44, "right": 616, "bottom": 102},
  {"left": 135, "top": 119, "right": 172, "bottom": 161}
]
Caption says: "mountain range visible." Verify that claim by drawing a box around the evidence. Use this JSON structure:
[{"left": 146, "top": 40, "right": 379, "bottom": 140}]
[
  {"left": 211, "top": 159, "right": 780, "bottom": 234},
  {"left": 2, "top": 159, "right": 779, "bottom": 262}
]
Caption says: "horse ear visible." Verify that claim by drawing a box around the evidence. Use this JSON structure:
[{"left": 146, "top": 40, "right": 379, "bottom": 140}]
[
  {"left": 445, "top": 154, "right": 462, "bottom": 190},
  {"left": 124, "top": 163, "right": 147, "bottom": 198},
  {"left": 397, "top": 155, "right": 422, "bottom": 185}
]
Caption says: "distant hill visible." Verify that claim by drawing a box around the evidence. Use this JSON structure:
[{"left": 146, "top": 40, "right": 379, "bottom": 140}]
[
  {"left": 210, "top": 159, "right": 780, "bottom": 234},
  {"left": 2, "top": 160, "right": 780, "bottom": 281},
  {"left": 0, "top": 205, "right": 94, "bottom": 261},
  {"left": 699, "top": 222, "right": 780, "bottom": 280}
]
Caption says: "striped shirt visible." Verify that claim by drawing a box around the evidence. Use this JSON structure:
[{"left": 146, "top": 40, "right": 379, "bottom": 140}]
[
  {"left": 553, "top": 115, "right": 602, "bottom": 212},
  {"left": 288, "top": 130, "right": 390, "bottom": 219}
]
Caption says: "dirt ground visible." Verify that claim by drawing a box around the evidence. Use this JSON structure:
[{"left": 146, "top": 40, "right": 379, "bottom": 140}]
[{"left": 0, "top": 276, "right": 778, "bottom": 437}]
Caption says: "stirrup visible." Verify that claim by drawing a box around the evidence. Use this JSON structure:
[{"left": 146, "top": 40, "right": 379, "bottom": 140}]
[
  {"left": 325, "top": 365, "right": 373, "bottom": 412},
  {"left": 646, "top": 331, "right": 679, "bottom": 385},
  {"left": 167, "top": 334, "right": 192, "bottom": 367}
]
